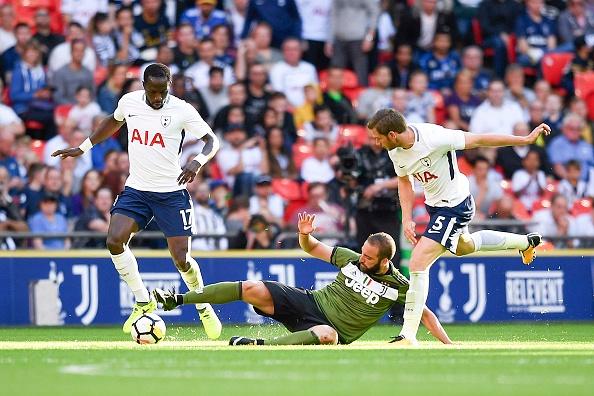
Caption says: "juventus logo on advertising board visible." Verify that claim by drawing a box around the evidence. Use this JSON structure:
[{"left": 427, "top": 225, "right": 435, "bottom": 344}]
[
  {"left": 72, "top": 265, "right": 99, "bottom": 325},
  {"left": 461, "top": 263, "right": 487, "bottom": 322}
]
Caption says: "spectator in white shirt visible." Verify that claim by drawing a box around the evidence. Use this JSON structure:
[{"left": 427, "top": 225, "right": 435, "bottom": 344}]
[
  {"left": 0, "top": 5, "right": 15, "bottom": 55},
  {"left": 469, "top": 80, "right": 525, "bottom": 136},
  {"left": 302, "top": 105, "right": 339, "bottom": 144},
  {"left": 67, "top": 87, "right": 102, "bottom": 134},
  {"left": 558, "top": 160, "right": 588, "bottom": 207},
  {"left": 512, "top": 149, "right": 548, "bottom": 211},
  {"left": 216, "top": 124, "right": 267, "bottom": 196},
  {"left": 270, "top": 38, "right": 318, "bottom": 107},
  {"left": 300, "top": 137, "right": 335, "bottom": 183},
  {"left": 295, "top": 0, "right": 332, "bottom": 69},
  {"left": 530, "top": 194, "right": 579, "bottom": 247},
  {"left": 249, "top": 175, "right": 285, "bottom": 227},
  {"left": 185, "top": 38, "right": 235, "bottom": 90},
  {"left": 357, "top": 65, "right": 393, "bottom": 122},
  {"left": 48, "top": 21, "right": 97, "bottom": 76}
]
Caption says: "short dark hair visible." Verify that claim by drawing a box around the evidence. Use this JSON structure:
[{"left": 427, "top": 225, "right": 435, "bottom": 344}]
[
  {"left": 313, "top": 104, "right": 331, "bottom": 116},
  {"left": 70, "top": 38, "right": 86, "bottom": 50},
  {"left": 75, "top": 85, "right": 91, "bottom": 94},
  {"left": 566, "top": 159, "right": 581, "bottom": 170},
  {"left": 208, "top": 66, "right": 224, "bottom": 77},
  {"left": 115, "top": 6, "right": 133, "bottom": 18},
  {"left": 14, "top": 22, "right": 30, "bottom": 31},
  {"left": 366, "top": 232, "right": 396, "bottom": 261},
  {"left": 473, "top": 155, "right": 490, "bottom": 166},
  {"left": 144, "top": 63, "right": 171, "bottom": 82},
  {"left": 367, "top": 108, "right": 407, "bottom": 135},
  {"left": 307, "top": 182, "right": 326, "bottom": 194},
  {"left": 68, "top": 21, "right": 83, "bottom": 31}
]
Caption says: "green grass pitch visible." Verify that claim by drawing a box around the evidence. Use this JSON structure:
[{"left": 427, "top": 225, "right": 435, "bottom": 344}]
[{"left": 0, "top": 323, "right": 592, "bottom": 396}]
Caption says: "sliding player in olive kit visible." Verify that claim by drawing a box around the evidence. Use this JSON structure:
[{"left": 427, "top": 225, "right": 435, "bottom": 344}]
[{"left": 154, "top": 212, "right": 452, "bottom": 345}]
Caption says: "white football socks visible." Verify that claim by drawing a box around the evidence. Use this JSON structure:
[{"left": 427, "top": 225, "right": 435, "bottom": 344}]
[
  {"left": 179, "top": 255, "right": 208, "bottom": 310},
  {"left": 111, "top": 246, "right": 150, "bottom": 303},
  {"left": 400, "top": 270, "right": 429, "bottom": 341},
  {"left": 470, "top": 230, "right": 529, "bottom": 252}
]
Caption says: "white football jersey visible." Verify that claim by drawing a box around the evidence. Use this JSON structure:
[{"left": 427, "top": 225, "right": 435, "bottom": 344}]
[
  {"left": 389, "top": 123, "right": 470, "bottom": 207},
  {"left": 114, "top": 90, "right": 212, "bottom": 192}
]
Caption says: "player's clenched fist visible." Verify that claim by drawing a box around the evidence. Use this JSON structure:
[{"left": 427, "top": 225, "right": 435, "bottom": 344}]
[
  {"left": 51, "top": 147, "right": 84, "bottom": 159},
  {"left": 297, "top": 212, "right": 316, "bottom": 235}
]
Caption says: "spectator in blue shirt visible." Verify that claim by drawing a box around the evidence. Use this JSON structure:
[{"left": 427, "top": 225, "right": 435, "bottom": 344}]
[
  {"left": 418, "top": 31, "right": 461, "bottom": 92},
  {"left": 241, "top": 0, "right": 301, "bottom": 48},
  {"left": 547, "top": 113, "right": 594, "bottom": 180},
  {"left": 9, "top": 42, "right": 48, "bottom": 116},
  {"left": 0, "top": 129, "right": 20, "bottom": 190},
  {"left": 28, "top": 192, "right": 69, "bottom": 250},
  {"left": 134, "top": 0, "right": 171, "bottom": 59},
  {"left": 1, "top": 23, "right": 32, "bottom": 82},
  {"left": 180, "top": 0, "right": 228, "bottom": 40},
  {"left": 515, "top": 0, "right": 557, "bottom": 68},
  {"left": 460, "top": 46, "right": 492, "bottom": 95}
]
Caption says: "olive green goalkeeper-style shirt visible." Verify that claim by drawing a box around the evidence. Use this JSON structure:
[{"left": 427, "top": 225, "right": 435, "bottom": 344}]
[{"left": 311, "top": 247, "right": 409, "bottom": 344}]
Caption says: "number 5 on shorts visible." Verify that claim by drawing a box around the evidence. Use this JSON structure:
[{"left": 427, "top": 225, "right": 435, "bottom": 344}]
[{"left": 428, "top": 216, "right": 446, "bottom": 234}]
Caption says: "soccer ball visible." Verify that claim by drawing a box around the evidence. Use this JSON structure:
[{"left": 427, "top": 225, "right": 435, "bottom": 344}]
[{"left": 130, "top": 313, "right": 166, "bottom": 344}]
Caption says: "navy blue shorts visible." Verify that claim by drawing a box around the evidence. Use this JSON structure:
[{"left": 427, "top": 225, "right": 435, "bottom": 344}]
[
  {"left": 111, "top": 186, "right": 195, "bottom": 237},
  {"left": 423, "top": 195, "right": 475, "bottom": 254}
]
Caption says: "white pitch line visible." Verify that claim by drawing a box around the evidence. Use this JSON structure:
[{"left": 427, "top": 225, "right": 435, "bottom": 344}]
[{"left": 0, "top": 341, "right": 593, "bottom": 351}]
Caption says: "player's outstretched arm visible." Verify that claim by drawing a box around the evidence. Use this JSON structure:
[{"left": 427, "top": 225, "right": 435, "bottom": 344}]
[
  {"left": 51, "top": 114, "right": 125, "bottom": 159},
  {"left": 464, "top": 123, "right": 551, "bottom": 150},
  {"left": 421, "top": 306, "right": 453, "bottom": 344},
  {"left": 298, "top": 212, "right": 333, "bottom": 263}
]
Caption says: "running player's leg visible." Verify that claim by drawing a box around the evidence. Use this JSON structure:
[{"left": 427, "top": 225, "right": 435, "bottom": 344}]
[
  {"left": 167, "top": 235, "right": 222, "bottom": 339},
  {"left": 107, "top": 213, "right": 155, "bottom": 332},
  {"left": 398, "top": 237, "right": 446, "bottom": 344},
  {"left": 455, "top": 231, "right": 542, "bottom": 264}
]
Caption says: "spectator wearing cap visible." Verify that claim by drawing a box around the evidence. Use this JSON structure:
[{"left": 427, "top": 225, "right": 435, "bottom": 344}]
[
  {"left": 28, "top": 192, "right": 69, "bottom": 250},
  {"left": 269, "top": 38, "right": 318, "bottom": 107},
  {"left": 548, "top": 114, "right": 594, "bottom": 180},
  {"left": 241, "top": 0, "right": 301, "bottom": 48},
  {"left": 300, "top": 137, "right": 335, "bottom": 184},
  {"left": 217, "top": 124, "right": 267, "bottom": 196},
  {"left": 249, "top": 175, "right": 285, "bottom": 228},
  {"left": 185, "top": 38, "right": 235, "bottom": 90},
  {"left": 181, "top": 0, "right": 228, "bottom": 40},
  {"left": 32, "top": 8, "right": 65, "bottom": 65},
  {"left": 199, "top": 67, "right": 230, "bottom": 122},
  {"left": 395, "top": 0, "right": 458, "bottom": 53},
  {"left": 326, "top": 0, "right": 379, "bottom": 85},
  {"left": 191, "top": 181, "right": 228, "bottom": 251}
]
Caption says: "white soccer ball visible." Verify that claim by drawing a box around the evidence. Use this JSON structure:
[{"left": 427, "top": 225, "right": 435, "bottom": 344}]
[{"left": 130, "top": 313, "right": 166, "bottom": 344}]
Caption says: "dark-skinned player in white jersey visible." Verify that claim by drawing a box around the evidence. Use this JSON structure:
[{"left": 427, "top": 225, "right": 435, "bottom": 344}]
[{"left": 52, "top": 63, "right": 222, "bottom": 339}]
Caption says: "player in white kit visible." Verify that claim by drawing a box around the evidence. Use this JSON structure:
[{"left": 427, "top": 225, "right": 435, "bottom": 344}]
[
  {"left": 367, "top": 109, "right": 550, "bottom": 345},
  {"left": 52, "top": 63, "right": 222, "bottom": 339}
]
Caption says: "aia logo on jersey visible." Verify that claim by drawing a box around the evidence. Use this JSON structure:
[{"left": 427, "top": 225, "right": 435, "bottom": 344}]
[
  {"left": 421, "top": 157, "right": 431, "bottom": 167},
  {"left": 130, "top": 129, "right": 165, "bottom": 148},
  {"left": 413, "top": 171, "right": 438, "bottom": 183},
  {"left": 161, "top": 115, "right": 171, "bottom": 128}
]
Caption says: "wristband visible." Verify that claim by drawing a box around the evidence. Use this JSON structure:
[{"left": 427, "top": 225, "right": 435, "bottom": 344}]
[
  {"left": 193, "top": 153, "right": 208, "bottom": 166},
  {"left": 78, "top": 138, "right": 93, "bottom": 153},
  {"left": 176, "top": 294, "right": 184, "bottom": 306}
]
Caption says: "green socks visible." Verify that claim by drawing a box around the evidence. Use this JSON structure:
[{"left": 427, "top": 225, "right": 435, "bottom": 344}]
[
  {"left": 264, "top": 330, "right": 321, "bottom": 345},
  {"left": 182, "top": 282, "right": 242, "bottom": 305}
]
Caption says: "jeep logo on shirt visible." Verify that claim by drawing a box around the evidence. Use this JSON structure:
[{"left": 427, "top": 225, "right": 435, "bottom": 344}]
[{"left": 345, "top": 278, "right": 380, "bottom": 305}]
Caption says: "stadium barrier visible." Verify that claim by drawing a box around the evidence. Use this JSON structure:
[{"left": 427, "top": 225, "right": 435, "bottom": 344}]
[{"left": 0, "top": 250, "right": 592, "bottom": 326}]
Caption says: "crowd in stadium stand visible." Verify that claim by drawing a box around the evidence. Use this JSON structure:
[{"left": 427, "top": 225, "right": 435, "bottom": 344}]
[{"left": 2, "top": 0, "right": 594, "bottom": 251}]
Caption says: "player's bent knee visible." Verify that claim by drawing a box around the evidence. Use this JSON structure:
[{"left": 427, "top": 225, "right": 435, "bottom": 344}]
[
  {"left": 106, "top": 234, "right": 127, "bottom": 254},
  {"left": 241, "top": 280, "right": 266, "bottom": 298},
  {"left": 311, "top": 325, "right": 338, "bottom": 345}
]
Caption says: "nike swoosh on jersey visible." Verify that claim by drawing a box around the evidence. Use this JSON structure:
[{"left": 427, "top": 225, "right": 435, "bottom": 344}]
[
  {"left": 128, "top": 114, "right": 139, "bottom": 117},
  {"left": 427, "top": 229, "right": 441, "bottom": 234}
]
